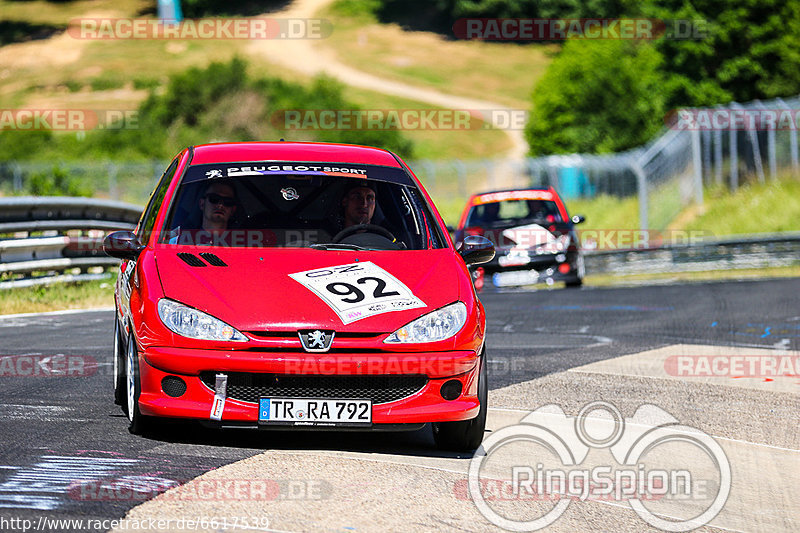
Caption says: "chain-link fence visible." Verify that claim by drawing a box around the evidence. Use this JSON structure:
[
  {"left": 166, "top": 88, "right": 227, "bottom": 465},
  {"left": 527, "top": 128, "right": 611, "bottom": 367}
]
[
  {"left": 0, "top": 161, "right": 165, "bottom": 205},
  {"left": 1, "top": 95, "right": 798, "bottom": 230},
  {"left": 410, "top": 95, "right": 800, "bottom": 230}
]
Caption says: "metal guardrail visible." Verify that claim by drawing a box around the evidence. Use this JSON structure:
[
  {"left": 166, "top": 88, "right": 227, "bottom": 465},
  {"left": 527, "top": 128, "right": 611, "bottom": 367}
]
[
  {"left": 0, "top": 197, "right": 797, "bottom": 289},
  {"left": 0, "top": 197, "right": 142, "bottom": 289},
  {"left": 584, "top": 232, "right": 800, "bottom": 275}
]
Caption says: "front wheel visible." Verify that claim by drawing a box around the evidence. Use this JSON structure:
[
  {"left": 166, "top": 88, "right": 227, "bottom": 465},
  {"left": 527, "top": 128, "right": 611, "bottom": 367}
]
[
  {"left": 432, "top": 355, "right": 488, "bottom": 452},
  {"left": 565, "top": 254, "right": 584, "bottom": 288},
  {"left": 125, "top": 334, "right": 152, "bottom": 435},
  {"left": 113, "top": 318, "right": 126, "bottom": 406}
]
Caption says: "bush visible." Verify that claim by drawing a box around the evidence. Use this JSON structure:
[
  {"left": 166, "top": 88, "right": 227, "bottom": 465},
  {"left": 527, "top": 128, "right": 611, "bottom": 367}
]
[
  {"left": 26, "top": 167, "right": 93, "bottom": 197},
  {"left": 354, "top": 0, "right": 628, "bottom": 34},
  {"left": 0, "top": 57, "right": 415, "bottom": 162},
  {"left": 525, "top": 39, "right": 666, "bottom": 155},
  {"left": 180, "top": 0, "right": 288, "bottom": 17}
]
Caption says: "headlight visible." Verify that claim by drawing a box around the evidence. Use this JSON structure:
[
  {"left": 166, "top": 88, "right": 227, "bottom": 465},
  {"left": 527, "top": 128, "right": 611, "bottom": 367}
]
[
  {"left": 384, "top": 302, "right": 468, "bottom": 344},
  {"left": 157, "top": 299, "right": 247, "bottom": 342}
]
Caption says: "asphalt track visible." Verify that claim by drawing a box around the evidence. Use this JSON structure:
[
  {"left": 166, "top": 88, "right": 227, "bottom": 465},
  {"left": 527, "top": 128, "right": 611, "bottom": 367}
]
[{"left": 0, "top": 277, "right": 798, "bottom": 532}]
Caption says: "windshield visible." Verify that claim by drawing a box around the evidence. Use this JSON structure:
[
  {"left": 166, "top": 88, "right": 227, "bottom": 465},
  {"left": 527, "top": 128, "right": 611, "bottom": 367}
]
[
  {"left": 466, "top": 199, "right": 563, "bottom": 227},
  {"left": 161, "top": 161, "right": 445, "bottom": 250}
]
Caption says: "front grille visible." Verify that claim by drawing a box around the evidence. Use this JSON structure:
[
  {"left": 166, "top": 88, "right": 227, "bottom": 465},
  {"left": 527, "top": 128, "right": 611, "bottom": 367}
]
[
  {"left": 244, "top": 331, "right": 381, "bottom": 339},
  {"left": 200, "top": 372, "right": 427, "bottom": 405}
]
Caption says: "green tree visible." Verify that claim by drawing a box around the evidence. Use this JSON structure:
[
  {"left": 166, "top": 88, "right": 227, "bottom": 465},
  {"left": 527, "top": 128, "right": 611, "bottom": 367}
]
[
  {"left": 644, "top": 0, "right": 800, "bottom": 107},
  {"left": 525, "top": 38, "right": 666, "bottom": 155}
]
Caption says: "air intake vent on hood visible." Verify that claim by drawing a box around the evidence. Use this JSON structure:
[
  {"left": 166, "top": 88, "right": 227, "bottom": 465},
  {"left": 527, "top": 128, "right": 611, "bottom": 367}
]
[
  {"left": 177, "top": 252, "right": 206, "bottom": 267},
  {"left": 199, "top": 252, "right": 227, "bottom": 267}
]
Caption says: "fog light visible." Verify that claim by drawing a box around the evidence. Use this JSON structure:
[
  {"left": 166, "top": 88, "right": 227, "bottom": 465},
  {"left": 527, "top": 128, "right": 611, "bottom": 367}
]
[
  {"left": 440, "top": 379, "right": 463, "bottom": 401},
  {"left": 558, "top": 263, "right": 571, "bottom": 274},
  {"left": 162, "top": 376, "right": 187, "bottom": 397}
]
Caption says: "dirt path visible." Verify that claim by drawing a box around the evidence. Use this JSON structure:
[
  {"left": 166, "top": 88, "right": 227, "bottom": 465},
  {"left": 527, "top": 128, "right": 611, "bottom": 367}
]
[{"left": 247, "top": 0, "right": 527, "bottom": 183}]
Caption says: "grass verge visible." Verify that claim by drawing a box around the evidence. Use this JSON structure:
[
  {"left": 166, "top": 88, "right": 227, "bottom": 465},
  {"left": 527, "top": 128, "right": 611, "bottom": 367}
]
[
  {"left": 321, "top": 2, "right": 553, "bottom": 109},
  {"left": 0, "top": 278, "right": 114, "bottom": 315},
  {"left": 674, "top": 177, "right": 800, "bottom": 236},
  {"left": 584, "top": 265, "right": 800, "bottom": 287}
]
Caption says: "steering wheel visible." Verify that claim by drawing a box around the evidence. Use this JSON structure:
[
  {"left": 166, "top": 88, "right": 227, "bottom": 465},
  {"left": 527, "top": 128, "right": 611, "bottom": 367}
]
[{"left": 332, "top": 223, "right": 398, "bottom": 244}]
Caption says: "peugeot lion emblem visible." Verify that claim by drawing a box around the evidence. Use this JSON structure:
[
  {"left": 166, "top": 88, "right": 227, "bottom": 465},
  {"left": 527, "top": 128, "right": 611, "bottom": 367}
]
[{"left": 299, "top": 330, "right": 335, "bottom": 352}]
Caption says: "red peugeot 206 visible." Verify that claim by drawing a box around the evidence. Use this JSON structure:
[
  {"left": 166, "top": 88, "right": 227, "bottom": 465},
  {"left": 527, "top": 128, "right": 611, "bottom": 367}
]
[{"left": 104, "top": 142, "right": 494, "bottom": 451}]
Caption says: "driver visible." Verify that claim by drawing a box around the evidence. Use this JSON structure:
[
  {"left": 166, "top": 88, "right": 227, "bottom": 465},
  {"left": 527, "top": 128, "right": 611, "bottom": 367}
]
[{"left": 341, "top": 181, "right": 376, "bottom": 228}]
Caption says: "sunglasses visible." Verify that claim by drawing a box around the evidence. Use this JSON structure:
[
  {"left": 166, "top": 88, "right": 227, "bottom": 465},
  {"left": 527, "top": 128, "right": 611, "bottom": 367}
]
[{"left": 205, "top": 193, "right": 236, "bottom": 207}]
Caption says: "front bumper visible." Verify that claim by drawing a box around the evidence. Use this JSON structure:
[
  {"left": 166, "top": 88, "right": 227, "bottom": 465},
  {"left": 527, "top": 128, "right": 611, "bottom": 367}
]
[
  {"left": 137, "top": 346, "right": 482, "bottom": 425},
  {"left": 474, "top": 250, "right": 582, "bottom": 288}
]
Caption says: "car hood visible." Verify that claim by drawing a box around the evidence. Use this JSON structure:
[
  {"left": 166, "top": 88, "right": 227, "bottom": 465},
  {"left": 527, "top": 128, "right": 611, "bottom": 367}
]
[
  {"left": 154, "top": 247, "right": 462, "bottom": 332},
  {"left": 481, "top": 222, "right": 571, "bottom": 252}
]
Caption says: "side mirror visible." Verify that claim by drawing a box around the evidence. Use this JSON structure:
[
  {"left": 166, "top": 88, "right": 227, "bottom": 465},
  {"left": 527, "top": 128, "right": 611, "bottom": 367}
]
[
  {"left": 103, "top": 230, "right": 144, "bottom": 260},
  {"left": 457, "top": 235, "right": 495, "bottom": 266},
  {"left": 571, "top": 214, "right": 586, "bottom": 224}
]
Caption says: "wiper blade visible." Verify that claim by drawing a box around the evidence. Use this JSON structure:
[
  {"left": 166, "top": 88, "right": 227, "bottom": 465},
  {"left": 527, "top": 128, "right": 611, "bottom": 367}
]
[{"left": 310, "top": 243, "right": 369, "bottom": 251}]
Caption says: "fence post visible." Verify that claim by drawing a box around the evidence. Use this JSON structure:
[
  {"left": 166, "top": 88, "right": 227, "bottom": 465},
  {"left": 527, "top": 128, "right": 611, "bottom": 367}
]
[
  {"left": 702, "top": 129, "right": 712, "bottom": 186},
  {"left": 713, "top": 118, "right": 723, "bottom": 186},
  {"left": 12, "top": 165, "right": 23, "bottom": 193},
  {"left": 729, "top": 103, "right": 739, "bottom": 191},
  {"left": 745, "top": 102, "right": 765, "bottom": 184},
  {"left": 756, "top": 100, "right": 777, "bottom": 181},
  {"left": 108, "top": 163, "right": 119, "bottom": 200},
  {"left": 632, "top": 162, "right": 648, "bottom": 231},
  {"left": 777, "top": 98, "right": 799, "bottom": 177},
  {"left": 691, "top": 127, "right": 704, "bottom": 205},
  {"left": 454, "top": 159, "right": 467, "bottom": 198}
]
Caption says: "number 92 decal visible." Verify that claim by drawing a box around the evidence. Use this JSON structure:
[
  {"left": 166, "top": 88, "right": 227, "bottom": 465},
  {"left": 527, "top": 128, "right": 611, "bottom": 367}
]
[{"left": 289, "top": 262, "right": 426, "bottom": 324}]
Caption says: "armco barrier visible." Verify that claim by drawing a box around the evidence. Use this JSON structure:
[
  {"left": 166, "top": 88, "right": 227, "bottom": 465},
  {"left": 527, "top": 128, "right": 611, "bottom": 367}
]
[
  {"left": 583, "top": 232, "right": 800, "bottom": 275},
  {"left": 1, "top": 197, "right": 797, "bottom": 289},
  {"left": 0, "top": 197, "right": 142, "bottom": 289}
]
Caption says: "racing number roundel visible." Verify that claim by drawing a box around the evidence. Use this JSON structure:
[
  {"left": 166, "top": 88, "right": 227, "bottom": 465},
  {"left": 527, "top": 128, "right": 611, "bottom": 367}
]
[{"left": 289, "top": 262, "right": 426, "bottom": 324}]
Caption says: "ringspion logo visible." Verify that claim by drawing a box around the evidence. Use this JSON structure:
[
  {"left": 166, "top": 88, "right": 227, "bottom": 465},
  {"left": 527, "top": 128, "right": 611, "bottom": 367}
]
[{"left": 467, "top": 401, "right": 730, "bottom": 531}]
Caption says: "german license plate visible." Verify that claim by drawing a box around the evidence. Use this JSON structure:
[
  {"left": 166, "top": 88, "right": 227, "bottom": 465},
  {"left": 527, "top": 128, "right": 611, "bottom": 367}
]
[
  {"left": 258, "top": 398, "right": 372, "bottom": 427},
  {"left": 493, "top": 269, "right": 540, "bottom": 287}
]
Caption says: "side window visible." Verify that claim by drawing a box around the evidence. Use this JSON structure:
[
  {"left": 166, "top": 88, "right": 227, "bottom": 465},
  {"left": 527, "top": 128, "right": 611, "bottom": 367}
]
[
  {"left": 407, "top": 188, "right": 446, "bottom": 249},
  {"left": 136, "top": 158, "right": 180, "bottom": 243}
]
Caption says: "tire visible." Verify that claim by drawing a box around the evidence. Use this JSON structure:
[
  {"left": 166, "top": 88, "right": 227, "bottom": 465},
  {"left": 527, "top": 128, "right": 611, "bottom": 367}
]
[
  {"left": 113, "top": 318, "right": 126, "bottom": 406},
  {"left": 564, "top": 254, "right": 584, "bottom": 288},
  {"left": 125, "top": 333, "right": 152, "bottom": 435},
  {"left": 433, "top": 355, "right": 488, "bottom": 452}
]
